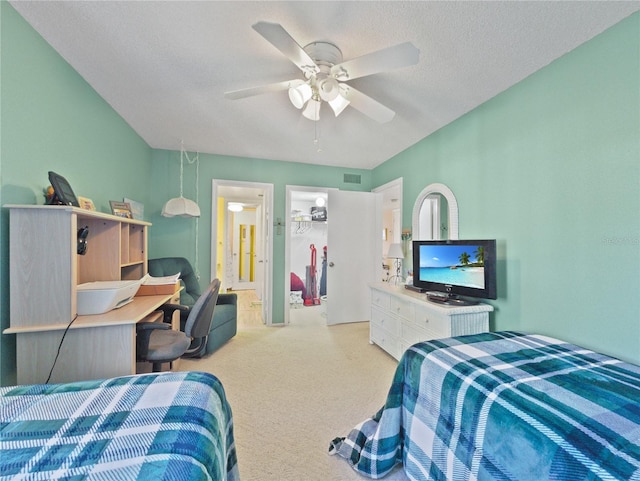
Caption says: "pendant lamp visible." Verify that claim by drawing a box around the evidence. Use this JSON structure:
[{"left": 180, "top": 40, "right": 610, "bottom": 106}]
[{"left": 162, "top": 143, "right": 200, "bottom": 218}]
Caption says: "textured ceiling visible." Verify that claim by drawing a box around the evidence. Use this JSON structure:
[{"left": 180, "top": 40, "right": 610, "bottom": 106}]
[{"left": 10, "top": 1, "right": 640, "bottom": 169}]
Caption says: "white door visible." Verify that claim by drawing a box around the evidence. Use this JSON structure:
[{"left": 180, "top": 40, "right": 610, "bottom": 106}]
[
  {"left": 326, "top": 190, "right": 382, "bottom": 325},
  {"left": 259, "top": 205, "right": 271, "bottom": 324},
  {"left": 255, "top": 204, "right": 264, "bottom": 300}
]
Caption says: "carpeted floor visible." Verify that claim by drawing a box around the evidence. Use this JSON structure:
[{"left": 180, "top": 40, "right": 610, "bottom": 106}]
[{"left": 178, "top": 290, "right": 409, "bottom": 481}]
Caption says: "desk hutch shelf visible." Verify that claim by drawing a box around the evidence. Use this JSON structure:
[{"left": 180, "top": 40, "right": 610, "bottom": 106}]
[{"left": 7, "top": 205, "right": 149, "bottom": 328}]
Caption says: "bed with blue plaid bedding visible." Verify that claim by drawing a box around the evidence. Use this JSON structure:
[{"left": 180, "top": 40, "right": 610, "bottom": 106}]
[
  {"left": 330, "top": 331, "right": 640, "bottom": 480},
  {"left": 1, "top": 370, "right": 238, "bottom": 481}
]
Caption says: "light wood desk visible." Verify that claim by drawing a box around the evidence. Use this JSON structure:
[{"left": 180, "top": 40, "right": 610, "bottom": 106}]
[
  {"left": 5, "top": 293, "right": 176, "bottom": 385},
  {"left": 3, "top": 205, "right": 186, "bottom": 385}
]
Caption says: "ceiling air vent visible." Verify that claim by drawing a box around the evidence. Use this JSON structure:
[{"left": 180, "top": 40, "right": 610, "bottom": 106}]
[{"left": 343, "top": 173, "right": 361, "bottom": 184}]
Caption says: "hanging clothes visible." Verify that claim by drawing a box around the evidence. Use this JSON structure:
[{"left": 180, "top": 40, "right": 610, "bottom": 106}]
[{"left": 319, "top": 245, "right": 327, "bottom": 297}]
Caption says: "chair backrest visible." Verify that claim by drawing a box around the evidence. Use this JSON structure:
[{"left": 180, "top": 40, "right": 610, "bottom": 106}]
[
  {"left": 148, "top": 257, "right": 201, "bottom": 307},
  {"left": 184, "top": 278, "right": 221, "bottom": 339}
]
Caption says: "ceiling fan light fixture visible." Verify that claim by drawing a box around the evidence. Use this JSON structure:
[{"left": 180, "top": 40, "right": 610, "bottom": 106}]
[
  {"left": 302, "top": 97, "right": 321, "bottom": 121},
  {"left": 288, "top": 83, "right": 312, "bottom": 109}
]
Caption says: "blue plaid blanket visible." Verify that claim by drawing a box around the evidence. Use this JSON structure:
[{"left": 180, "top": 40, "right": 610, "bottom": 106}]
[
  {"left": 330, "top": 331, "right": 640, "bottom": 480},
  {"left": 1, "top": 371, "right": 239, "bottom": 481}
]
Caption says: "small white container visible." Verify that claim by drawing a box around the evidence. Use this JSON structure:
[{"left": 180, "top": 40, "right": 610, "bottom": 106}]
[{"left": 77, "top": 280, "right": 143, "bottom": 315}]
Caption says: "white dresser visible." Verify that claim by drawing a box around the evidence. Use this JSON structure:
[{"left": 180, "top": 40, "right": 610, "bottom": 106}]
[{"left": 369, "top": 283, "right": 493, "bottom": 360}]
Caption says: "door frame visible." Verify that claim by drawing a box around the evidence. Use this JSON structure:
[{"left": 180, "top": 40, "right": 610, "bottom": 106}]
[{"left": 211, "top": 179, "right": 274, "bottom": 325}]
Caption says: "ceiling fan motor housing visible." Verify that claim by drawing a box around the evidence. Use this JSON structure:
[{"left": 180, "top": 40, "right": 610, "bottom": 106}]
[
  {"left": 303, "top": 41, "right": 343, "bottom": 71},
  {"left": 303, "top": 42, "right": 344, "bottom": 101}
]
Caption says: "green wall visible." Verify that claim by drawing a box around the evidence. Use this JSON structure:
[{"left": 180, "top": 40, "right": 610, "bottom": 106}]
[
  {"left": 147, "top": 149, "right": 371, "bottom": 324},
  {"left": 0, "top": 3, "right": 153, "bottom": 385},
  {"left": 2, "top": 2, "right": 638, "bottom": 386},
  {"left": 373, "top": 12, "right": 640, "bottom": 363}
]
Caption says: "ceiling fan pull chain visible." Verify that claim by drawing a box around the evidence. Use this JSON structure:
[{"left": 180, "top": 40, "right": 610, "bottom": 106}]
[{"left": 314, "top": 114, "right": 322, "bottom": 153}]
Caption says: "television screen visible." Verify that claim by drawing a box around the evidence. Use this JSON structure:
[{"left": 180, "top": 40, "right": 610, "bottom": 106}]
[
  {"left": 412, "top": 239, "right": 497, "bottom": 304},
  {"left": 417, "top": 243, "right": 486, "bottom": 288}
]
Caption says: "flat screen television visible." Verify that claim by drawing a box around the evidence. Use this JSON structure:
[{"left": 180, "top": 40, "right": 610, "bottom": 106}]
[{"left": 412, "top": 239, "right": 497, "bottom": 305}]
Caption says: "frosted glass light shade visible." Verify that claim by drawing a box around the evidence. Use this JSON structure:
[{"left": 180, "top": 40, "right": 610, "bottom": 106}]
[
  {"left": 228, "top": 202, "right": 243, "bottom": 212},
  {"left": 288, "top": 83, "right": 312, "bottom": 109},
  {"left": 328, "top": 93, "right": 350, "bottom": 117},
  {"left": 302, "top": 98, "right": 321, "bottom": 121},
  {"left": 319, "top": 77, "right": 339, "bottom": 101},
  {"left": 161, "top": 196, "right": 201, "bottom": 217}
]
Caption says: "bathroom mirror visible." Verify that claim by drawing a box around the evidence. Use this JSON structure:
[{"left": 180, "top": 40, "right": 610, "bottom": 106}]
[{"left": 412, "top": 183, "right": 459, "bottom": 240}]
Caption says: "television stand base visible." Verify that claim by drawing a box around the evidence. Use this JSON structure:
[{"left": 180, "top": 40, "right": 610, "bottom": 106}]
[{"left": 426, "top": 292, "right": 479, "bottom": 306}]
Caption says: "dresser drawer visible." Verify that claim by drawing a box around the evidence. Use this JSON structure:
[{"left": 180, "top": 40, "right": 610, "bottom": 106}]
[
  {"left": 371, "top": 307, "right": 400, "bottom": 336},
  {"left": 412, "top": 305, "right": 451, "bottom": 338},
  {"left": 371, "top": 289, "right": 391, "bottom": 310},
  {"left": 389, "top": 296, "right": 414, "bottom": 321},
  {"left": 402, "top": 320, "right": 430, "bottom": 346},
  {"left": 370, "top": 323, "right": 401, "bottom": 360}
]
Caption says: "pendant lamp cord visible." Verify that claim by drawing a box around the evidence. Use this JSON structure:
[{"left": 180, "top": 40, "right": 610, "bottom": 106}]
[
  {"left": 179, "top": 145, "right": 184, "bottom": 197},
  {"left": 181, "top": 140, "right": 201, "bottom": 280}
]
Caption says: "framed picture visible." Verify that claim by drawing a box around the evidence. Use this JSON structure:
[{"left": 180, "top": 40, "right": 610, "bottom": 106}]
[
  {"left": 110, "top": 201, "right": 132, "bottom": 219},
  {"left": 77, "top": 196, "right": 96, "bottom": 211},
  {"left": 124, "top": 198, "right": 144, "bottom": 220}
]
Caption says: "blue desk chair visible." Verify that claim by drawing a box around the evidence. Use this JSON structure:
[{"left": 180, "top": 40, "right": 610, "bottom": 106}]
[
  {"left": 148, "top": 257, "right": 238, "bottom": 357},
  {"left": 136, "top": 278, "right": 221, "bottom": 372}
]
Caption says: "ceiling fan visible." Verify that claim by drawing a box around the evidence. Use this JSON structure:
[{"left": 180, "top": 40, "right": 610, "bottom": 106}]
[{"left": 224, "top": 22, "right": 420, "bottom": 123}]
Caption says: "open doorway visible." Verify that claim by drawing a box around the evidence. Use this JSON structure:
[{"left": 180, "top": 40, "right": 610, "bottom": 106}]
[
  {"left": 285, "top": 186, "right": 330, "bottom": 325},
  {"left": 373, "top": 178, "right": 403, "bottom": 283},
  {"left": 211, "top": 179, "right": 273, "bottom": 325}
]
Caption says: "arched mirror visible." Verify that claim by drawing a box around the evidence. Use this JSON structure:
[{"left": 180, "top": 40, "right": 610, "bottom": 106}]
[{"left": 412, "top": 183, "right": 459, "bottom": 240}]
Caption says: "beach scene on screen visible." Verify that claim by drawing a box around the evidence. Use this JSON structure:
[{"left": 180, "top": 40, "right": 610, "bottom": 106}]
[{"left": 418, "top": 244, "right": 485, "bottom": 288}]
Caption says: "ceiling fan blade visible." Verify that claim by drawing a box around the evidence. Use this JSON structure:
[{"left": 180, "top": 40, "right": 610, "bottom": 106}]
[
  {"left": 252, "top": 22, "right": 319, "bottom": 77},
  {"left": 224, "top": 79, "right": 304, "bottom": 100},
  {"left": 331, "top": 42, "right": 419, "bottom": 81},
  {"left": 342, "top": 85, "right": 395, "bottom": 123}
]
